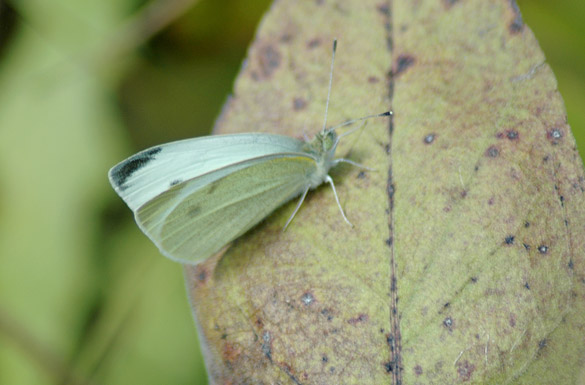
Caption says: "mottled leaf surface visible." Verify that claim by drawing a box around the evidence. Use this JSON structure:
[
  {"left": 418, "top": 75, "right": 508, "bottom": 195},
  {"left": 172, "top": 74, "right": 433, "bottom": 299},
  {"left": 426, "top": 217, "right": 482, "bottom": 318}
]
[{"left": 185, "top": 0, "right": 585, "bottom": 384}]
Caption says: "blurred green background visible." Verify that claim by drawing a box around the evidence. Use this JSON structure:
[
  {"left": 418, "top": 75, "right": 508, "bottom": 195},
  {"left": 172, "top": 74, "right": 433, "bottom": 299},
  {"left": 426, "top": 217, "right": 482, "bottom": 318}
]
[{"left": 0, "top": 0, "right": 582, "bottom": 384}]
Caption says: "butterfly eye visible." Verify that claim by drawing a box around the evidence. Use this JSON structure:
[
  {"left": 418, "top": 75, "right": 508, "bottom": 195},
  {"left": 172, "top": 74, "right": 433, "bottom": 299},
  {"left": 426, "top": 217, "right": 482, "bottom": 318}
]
[{"left": 322, "top": 131, "right": 337, "bottom": 151}]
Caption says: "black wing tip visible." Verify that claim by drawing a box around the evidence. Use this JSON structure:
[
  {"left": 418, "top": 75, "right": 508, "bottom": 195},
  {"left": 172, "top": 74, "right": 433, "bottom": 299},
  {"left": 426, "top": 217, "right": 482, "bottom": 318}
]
[{"left": 110, "top": 146, "right": 162, "bottom": 190}]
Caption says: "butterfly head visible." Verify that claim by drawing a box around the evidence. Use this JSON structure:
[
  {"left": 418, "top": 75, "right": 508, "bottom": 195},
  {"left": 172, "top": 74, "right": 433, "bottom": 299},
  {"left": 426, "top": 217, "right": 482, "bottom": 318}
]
[
  {"left": 303, "top": 129, "right": 339, "bottom": 158},
  {"left": 320, "top": 129, "right": 338, "bottom": 153}
]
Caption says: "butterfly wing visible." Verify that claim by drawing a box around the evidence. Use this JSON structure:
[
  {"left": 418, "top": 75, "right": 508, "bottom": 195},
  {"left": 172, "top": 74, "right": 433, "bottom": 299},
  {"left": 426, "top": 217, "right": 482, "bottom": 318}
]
[
  {"left": 135, "top": 155, "right": 318, "bottom": 264},
  {"left": 109, "top": 133, "right": 307, "bottom": 211}
]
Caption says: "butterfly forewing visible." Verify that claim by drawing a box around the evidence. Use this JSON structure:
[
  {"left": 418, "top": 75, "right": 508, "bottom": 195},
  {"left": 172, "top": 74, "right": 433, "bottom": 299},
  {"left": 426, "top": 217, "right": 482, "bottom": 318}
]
[
  {"left": 135, "top": 155, "right": 318, "bottom": 264},
  {"left": 109, "top": 133, "right": 307, "bottom": 211}
]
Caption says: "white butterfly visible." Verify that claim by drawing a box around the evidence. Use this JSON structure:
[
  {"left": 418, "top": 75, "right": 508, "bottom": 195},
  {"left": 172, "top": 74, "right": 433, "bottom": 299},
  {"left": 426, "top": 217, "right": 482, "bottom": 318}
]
[{"left": 109, "top": 40, "right": 391, "bottom": 264}]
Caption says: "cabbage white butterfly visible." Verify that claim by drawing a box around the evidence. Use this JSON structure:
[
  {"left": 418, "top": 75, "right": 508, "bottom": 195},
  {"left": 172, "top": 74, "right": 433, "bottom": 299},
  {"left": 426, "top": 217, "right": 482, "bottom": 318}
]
[{"left": 109, "top": 40, "right": 391, "bottom": 265}]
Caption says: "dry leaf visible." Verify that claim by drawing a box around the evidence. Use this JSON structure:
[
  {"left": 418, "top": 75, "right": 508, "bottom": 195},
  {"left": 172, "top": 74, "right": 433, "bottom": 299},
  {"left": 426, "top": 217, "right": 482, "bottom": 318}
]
[{"left": 185, "top": 0, "right": 585, "bottom": 383}]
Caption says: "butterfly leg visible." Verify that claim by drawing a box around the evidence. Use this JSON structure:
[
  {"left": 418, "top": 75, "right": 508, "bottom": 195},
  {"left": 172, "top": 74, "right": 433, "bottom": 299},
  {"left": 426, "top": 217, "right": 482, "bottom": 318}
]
[
  {"left": 333, "top": 158, "right": 375, "bottom": 171},
  {"left": 283, "top": 185, "right": 311, "bottom": 231},
  {"left": 325, "top": 175, "right": 353, "bottom": 227}
]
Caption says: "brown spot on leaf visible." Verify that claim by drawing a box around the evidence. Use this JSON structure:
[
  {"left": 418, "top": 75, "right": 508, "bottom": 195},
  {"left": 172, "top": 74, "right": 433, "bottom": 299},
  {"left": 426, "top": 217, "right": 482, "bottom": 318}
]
[
  {"left": 509, "top": 313, "right": 517, "bottom": 327},
  {"left": 280, "top": 33, "right": 293, "bottom": 43},
  {"left": 293, "top": 97, "right": 307, "bottom": 111},
  {"left": 383, "top": 360, "right": 395, "bottom": 373},
  {"left": 393, "top": 55, "right": 415, "bottom": 76},
  {"left": 377, "top": 3, "right": 389, "bottom": 14},
  {"left": 424, "top": 133, "right": 436, "bottom": 144},
  {"left": 195, "top": 266, "right": 208, "bottom": 284},
  {"left": 301, "top": 291, "right": 315, "bottom": 306},
  {"left": 547, "top": 128, "right": 563, "bottom": 144},
  {"left": 414, "top": 365, "right": 423, "bottom": 376},
  {"left": 386, "top": 333, "right": 394, "bottom": 348},
  {"left": 497, "top": 130, "right": 519, "bottom": 140},
  {"left": 307, "top": 38, "right": 321, "bottom": 49},
  {"left": 321, "top": 308, "right": 334, "bottom": 321},
  {"left": 443, "top": 316, "right": 454, "bottom": 330},
  {"left": 486, "top": 145, "right": 499, "bottom": 158},
  {"left": 506, "top": 130, "right": 519, "bottom": 140},
  {"left": 508, "top": 0, "right": 524, "bottom": 33},
  {"left": 443, "top": 0, "right": 460, "bottom": 8},
  {"left": 279, "top": 361, "right": 294, "bottom": 375},
  {"left": 222, "top": 341, "right": 242, "bottom": 362},
  {"left": 258, "top": 44, "right": 281, "bottom": 79},
  {"left": 348, "top": 313, "right": 369, "bottom": 325},
  {"left": 456, "top": 360, "right": 476, "bottom": 381}
]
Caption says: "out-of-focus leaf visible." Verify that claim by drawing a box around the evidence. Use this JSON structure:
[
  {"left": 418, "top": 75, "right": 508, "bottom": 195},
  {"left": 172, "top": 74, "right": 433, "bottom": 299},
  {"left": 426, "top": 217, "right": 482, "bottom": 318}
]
[
  {"left": 0, "top": 7, "right": 124, "bottom": 384},
  {"left": 0, "top": 1, "right": 206, "bottom": 384},
  {"left": 185, "top": 0, "right": 585, "bottom": 383}
]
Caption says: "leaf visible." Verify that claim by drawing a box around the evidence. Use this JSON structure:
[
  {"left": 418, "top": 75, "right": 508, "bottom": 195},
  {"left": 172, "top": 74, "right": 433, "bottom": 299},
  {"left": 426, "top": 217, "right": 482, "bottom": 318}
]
[
  {"left": 0, "top": 4, "right": 128, "bottom": 383},
  {"left": 0, "top": 2, "right": 207, "bottom": 384},
  {"left": 185, "top": 0, "right": 585, "bottom": 383}
]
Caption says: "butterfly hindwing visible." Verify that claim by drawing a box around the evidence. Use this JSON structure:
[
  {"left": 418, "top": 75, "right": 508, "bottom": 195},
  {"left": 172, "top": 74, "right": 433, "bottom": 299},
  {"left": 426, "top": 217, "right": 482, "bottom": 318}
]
[{"left": 135, "top": 154, "right": 318, "bottom": 264}]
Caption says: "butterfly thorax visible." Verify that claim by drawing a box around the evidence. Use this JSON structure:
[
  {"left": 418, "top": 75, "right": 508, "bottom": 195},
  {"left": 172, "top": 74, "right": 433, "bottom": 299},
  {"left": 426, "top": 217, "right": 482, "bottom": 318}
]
[{"left": 302, "top": 129, "right": 338, "bottom": 189}]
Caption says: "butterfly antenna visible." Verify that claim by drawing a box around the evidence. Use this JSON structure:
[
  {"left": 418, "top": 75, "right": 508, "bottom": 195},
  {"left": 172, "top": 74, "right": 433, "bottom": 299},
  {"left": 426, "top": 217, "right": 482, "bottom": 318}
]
[{"left": 322, "top": 39, "right": 337, "bottom": 133}]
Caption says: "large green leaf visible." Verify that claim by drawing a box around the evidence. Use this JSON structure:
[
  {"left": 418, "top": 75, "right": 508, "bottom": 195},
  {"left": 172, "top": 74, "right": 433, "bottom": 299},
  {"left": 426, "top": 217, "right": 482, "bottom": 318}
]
[{"left": 185, "top": 0, "right": 585, "bottom": 383}]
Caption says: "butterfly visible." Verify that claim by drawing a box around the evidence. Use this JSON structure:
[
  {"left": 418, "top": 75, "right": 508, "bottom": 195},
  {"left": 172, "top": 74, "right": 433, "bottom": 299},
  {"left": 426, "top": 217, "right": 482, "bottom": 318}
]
[{"left": 109, "top": 40, "right": 391, "bottom": 264}]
